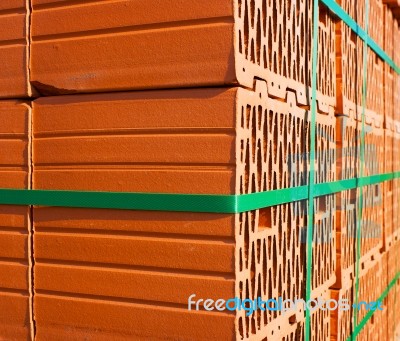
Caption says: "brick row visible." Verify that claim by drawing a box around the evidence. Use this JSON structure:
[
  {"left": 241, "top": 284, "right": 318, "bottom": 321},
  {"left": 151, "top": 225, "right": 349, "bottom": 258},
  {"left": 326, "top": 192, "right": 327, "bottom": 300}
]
[{"left": 28, "top": 0, "right": 336, "bottom": 113}]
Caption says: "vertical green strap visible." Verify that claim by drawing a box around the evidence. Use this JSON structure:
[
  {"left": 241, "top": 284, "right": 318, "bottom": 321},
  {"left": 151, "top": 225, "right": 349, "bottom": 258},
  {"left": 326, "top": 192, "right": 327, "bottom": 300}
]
[
  {"left": 304, "top": 0, "right": 319, "bottom": 339},
  {"left": 353, "top": 1, "right": 369, "bottom": 339}
]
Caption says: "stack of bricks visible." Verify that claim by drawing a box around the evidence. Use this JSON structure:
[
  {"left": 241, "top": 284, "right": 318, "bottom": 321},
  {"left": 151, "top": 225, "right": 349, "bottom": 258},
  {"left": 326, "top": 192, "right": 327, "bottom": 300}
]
[
  {"left": 29, "top": 1, "right": 338, "bottom": 339},
  {"left": 0, "top": 1, "right": 33, "bottom": 340},
  {"left": 331, "top": 0, "right": 400, "bottom": 340},
  {"left": 0, "top": 1, "right": 399, "bottom": 340}
]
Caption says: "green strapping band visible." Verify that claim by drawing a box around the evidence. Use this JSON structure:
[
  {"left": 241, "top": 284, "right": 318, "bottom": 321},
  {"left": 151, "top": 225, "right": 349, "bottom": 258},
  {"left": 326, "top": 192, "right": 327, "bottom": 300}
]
[
  {"left": 321, "top": 0, "right": 400, "bottom": 74},
  {"left": 0, "top": 173, "right": 399, "bottom": 213},
  {"left": 353, "top": 0, "right": 369, "bottom": 337},
  {"left": 304, "top": 0, "right": 320, "bottom": 339}
]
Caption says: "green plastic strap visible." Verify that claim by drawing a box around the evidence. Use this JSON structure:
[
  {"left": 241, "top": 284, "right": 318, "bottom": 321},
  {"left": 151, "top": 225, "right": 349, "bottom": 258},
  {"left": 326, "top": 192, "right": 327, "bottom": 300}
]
[
  {"left": 321, "top": 0, "right": 400, "bottom": 74},
  {"left": 0, "top": 173, "right": 399, "bottom": 213},
  {"left": 304, "top": 1, "right": 320, "bottom": 339},
  {"left": 347, "top": 272, "right": 400, "bottom": 341},
  {"left": 353, "top": 0, "right": 369, "bottom": 337}
]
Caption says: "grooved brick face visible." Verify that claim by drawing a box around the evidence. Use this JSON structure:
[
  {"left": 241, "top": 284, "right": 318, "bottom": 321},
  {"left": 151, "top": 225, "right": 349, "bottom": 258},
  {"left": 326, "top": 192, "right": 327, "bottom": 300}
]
[
  {"left": 30, "top": 0, "right": 336, "bottom": 113},
  {"left": 0, "top": 1, "right": 31, "bottom": 98},
  {"left": 32, "top": 83, "right": 337, "bottom": 340},
  {"left": 0, "top": 101, "right": 32, "bottom": 341},
  {"left": 33, "top": 87, "right": 240, "bottom": 340}
]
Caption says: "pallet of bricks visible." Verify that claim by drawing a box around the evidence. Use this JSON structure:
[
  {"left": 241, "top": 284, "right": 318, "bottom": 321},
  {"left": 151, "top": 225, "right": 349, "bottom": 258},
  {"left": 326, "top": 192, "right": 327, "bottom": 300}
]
[
  {"left": 0, "top": 0, "right": 398, "bottom": 340},
  {"left": 332, "top": 0, "right": 400, "bottom": 340}
]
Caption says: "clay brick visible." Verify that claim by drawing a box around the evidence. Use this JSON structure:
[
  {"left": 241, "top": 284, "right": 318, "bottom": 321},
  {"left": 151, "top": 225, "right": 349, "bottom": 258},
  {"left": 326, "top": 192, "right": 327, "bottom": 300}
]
[
  {"left": 336, "top": 1, "right": 385, "bottom": 126},
  {"left": 383, "top": 129, "right": 395, "bottom": 250},
  {"left": 383, "top": 5, "right": 396, "bottom": 130},
  {"left": 0, "top": 100, "right": 32, "bottom": 341},
  {"left": 333, "top": 116, "right": 384, "bottom": 289},
  {"left": 386, "top": 242, "right": 400, "bottom": 341},
  {"left": 30, "top": 0, "right": 336, "bottom": 112},
  {"left": 357, "top": 123, "right": 384, "bottom": 266},
  {"left": 334, "top": 116, "right": 358, "bottom": 288},
  {"left": 0, "top": 1, "right": 32, "bottom": 98},
  {"left": 330, "top": 284, "right": 352, "bottom": 341},
  {"left": 32, "top": 83, "right": 336, "bottom": 340},
  {"left": 330, "top": 255, "right": 385, "bottom": 341}
]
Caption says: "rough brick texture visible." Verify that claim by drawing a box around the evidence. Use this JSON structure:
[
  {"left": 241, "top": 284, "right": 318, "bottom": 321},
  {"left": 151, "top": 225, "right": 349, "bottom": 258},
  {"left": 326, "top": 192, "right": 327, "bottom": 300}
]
[
  {"left": 0, "top": 100, "right": 32, "bottom": 341},
  {"left": 0, "top": 1, "right": 32, "bottom": 98}
]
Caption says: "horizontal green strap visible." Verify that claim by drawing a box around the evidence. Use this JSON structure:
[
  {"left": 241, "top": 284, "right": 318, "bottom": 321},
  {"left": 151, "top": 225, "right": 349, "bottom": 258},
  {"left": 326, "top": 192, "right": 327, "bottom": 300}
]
[
  {"left": 347, "top": 271, "right": 400, "bottom": 341},
  {"left": 0, "top": 189, "right": 237, "bottom": 214},
  {"left": 321, "top": 0, "right": 400, "bottom": 74},
  {"left": 0, "top": 172, "right": 399, "bottom": 213}
]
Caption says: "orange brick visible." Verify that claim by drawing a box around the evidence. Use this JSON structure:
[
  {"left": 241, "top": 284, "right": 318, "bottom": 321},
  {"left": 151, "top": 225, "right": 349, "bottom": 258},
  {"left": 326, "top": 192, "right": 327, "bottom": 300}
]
[{"left": 30, "top": 0, "right": 336, "bottom": 113}]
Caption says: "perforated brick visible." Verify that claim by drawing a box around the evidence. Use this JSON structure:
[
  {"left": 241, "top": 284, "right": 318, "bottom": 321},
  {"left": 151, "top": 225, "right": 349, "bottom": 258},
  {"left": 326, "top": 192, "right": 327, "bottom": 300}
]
[
  {"left": 383, "top": 5, "right": 395, "bottom": 131},
  {"left": 383, "top": 129, "right": 395, "bottom": 250},
  {"left": 331, "top": 255, "right": 385, "bottom": 341},
  {"left": 333, "top": 116, "right": 384, "bottom": 289},
  {"left": 330, "top": 283, "right": 353, "bottom": 341},
  {"left": 235, "top": 0, "right": 336, "bottom": 112},
  {"left": 334, "top": 116, "right": 358, "bottom": 288},
  {"left": 32, "top": 81, "right": 337, "bottom": 340},
  {"left": 235, "top": 84, "right": 336, "bottom": 340},
  {"left": 336, "top": 0, "right": 385, "bottom": 126}
]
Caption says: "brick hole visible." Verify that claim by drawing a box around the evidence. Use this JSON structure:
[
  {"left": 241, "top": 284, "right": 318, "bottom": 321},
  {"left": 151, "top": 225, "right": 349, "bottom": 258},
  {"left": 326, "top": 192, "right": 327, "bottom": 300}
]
[
  {"left": 246, "top": 104, "right": 251, "bottom": 128},
  {"left": 245, "top": 279, "right": 250, "bottom": 335},
  {"left": 245, "top": 140, "right": 250, "bottom": 191},
  {"left": 262, "top": 0, "right": 267, "bottom": 35},
  {"left": 238, "top": 0, "right": 242, "bottom": 18},
  {"left": 244, "top": 0, "right": 250, "bottom": 56},
  {"left": 257, "top": 139, "right": 263, "bottom": 190},
  {"left": 289, "top": 314, "right": 297, "bottom": 325},
  {"left": 244, "top": 214, "right": 250, "bottom": 266},
  {"left": 250, "top": 0, "right": 255, "bottom": 28},
  {"left": 241, "top": 139, "right": 244, "bottom": 161},
  {"left": 256, "top": 9, "right": 262, "bottom": 66},
  {"left": 239, "top": 248, "right": 243, "bottom": 272},
  {"left": 268, "top": 19, "right": 273, "bottom": 70},
  {"left": 262, "top": 239, "right": 267, "bottom": 290},
  {"left": 252, "top": 107, "right": 257, "bottom": 164},
  {"left": 250, "top": 241, "right": 256, "bottom": 296},
  {"left": 259, "top": 207, "right": 273, "bottom": 230},
  {"left": 238, "top": 317, "right": 244, "bottom": 338},
  {"left": 250, "top": 39, "right": 256, "bottom": 63}
]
